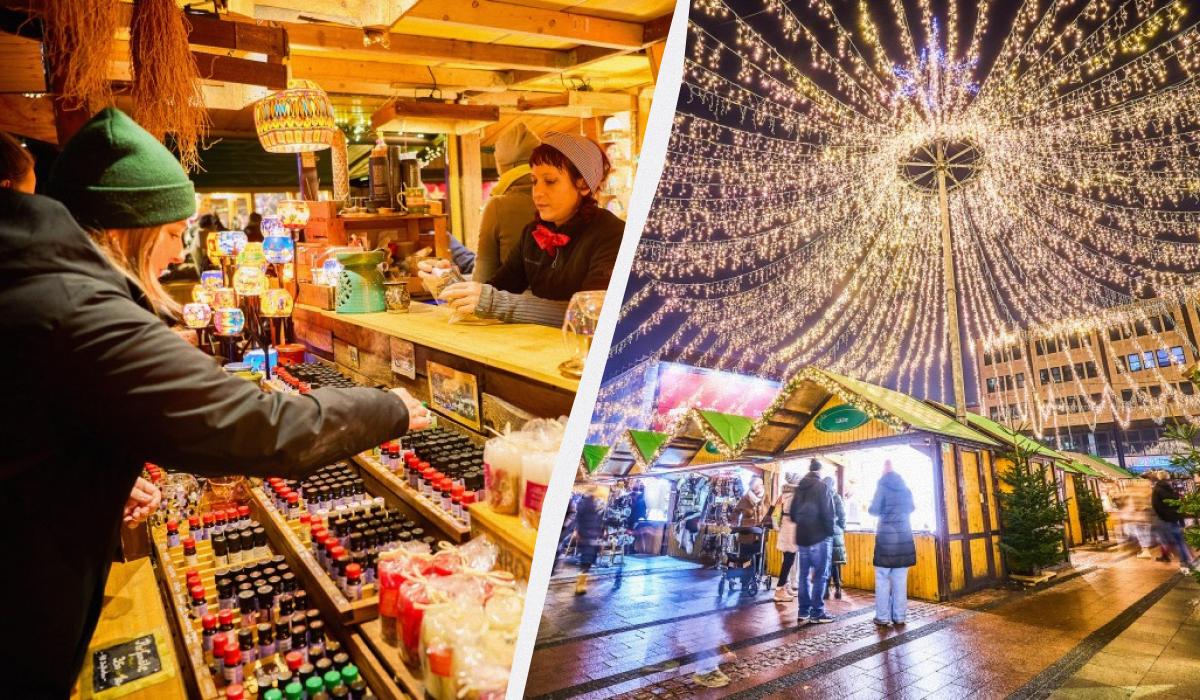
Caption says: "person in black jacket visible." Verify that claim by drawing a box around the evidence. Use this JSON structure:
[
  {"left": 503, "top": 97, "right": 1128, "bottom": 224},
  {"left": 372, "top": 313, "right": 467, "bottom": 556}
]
[
  {"left": 574, "top": 485, "right": 607, "bottom": 595},
  {"left": 869, "top": 460, "right": 917, "bottom": 626},
  {"left": 422, "top": 131, "right": 622, "bottom": 326},
  {"left": 789, "top": 459, "right": 836, "bottom": 623},
  {"left": 1151, "top": 471, "right": 1194, "bottom": 573},
  {"left": 0, "top": 108, "right": 429, "bottom": 698}
]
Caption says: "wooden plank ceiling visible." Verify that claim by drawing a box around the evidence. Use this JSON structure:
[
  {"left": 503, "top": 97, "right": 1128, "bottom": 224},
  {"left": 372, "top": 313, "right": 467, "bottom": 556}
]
[{"left": 0, "top": 0, "right": 672, "bottom": 143}]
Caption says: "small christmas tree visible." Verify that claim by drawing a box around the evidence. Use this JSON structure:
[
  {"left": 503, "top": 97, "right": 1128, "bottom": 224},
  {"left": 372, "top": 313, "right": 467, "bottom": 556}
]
[
  {"left": 1073, "top": 476, "right": 1108, "bottom": 542},
  {"left": 1164, "top": 420, "right": 1200, "bottom": 582},
  {"left": 998, "top": 440, "right": 1068, "bottom": 576}
]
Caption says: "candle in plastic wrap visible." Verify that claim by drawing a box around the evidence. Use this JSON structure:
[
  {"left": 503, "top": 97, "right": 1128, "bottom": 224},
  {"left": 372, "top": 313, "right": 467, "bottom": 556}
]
[
  {"left": 200, "top": 270, "right": 224, "bottom": 290},
  {"left": 182, "top": 302, "right": 212, "bottom": 329},
  {"left": 213, "top": 307, "right": 245, "bottom": 336},
  {"left": 233, "top": 265, "right": 267, "bottom": 296},
  {"left": 421, "top": 602, "right": 485, "bottom": 700},
  {"left": 236, "top": 241, "right": 266, "bottom": 267},
  {"left": 263, "top": 234, "right": 295, "bottom": 264},
  {"left": 521, "top": 450, "right": 554, "bottom": 529},
  {"left": 216, "top": 230, "right": 248, "bottom": 257},
  {"left": 482, "top": 438, "right": 521, "bottom": 516},
  {"left": 260, "top": 288, "right": 294, "bottom": 318},
  {"left": 210, "top": 287, "right": 236, "bottom": 309},
  {"left": 398, "top": 579, "right": 431, "bottom": 668},
  {"left": 191, "top": 285, "right": 213, "bottom": 306}
]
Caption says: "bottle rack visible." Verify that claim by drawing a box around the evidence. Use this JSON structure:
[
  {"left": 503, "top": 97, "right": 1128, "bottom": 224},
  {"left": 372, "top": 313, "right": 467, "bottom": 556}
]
[{"left": 351, "top": 452, "right": 471, "bottom": 542}]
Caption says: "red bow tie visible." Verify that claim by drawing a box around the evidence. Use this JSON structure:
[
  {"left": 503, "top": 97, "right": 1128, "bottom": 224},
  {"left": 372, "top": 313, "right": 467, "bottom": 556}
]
[{"left": 532, "top": 224, "right": 571, "bottom": 257}]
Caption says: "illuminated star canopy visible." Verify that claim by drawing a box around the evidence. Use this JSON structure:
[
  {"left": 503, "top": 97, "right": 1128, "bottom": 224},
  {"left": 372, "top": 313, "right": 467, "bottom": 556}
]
[{"left": 592, "top": 0, "right": 1200, "bottom": 445}]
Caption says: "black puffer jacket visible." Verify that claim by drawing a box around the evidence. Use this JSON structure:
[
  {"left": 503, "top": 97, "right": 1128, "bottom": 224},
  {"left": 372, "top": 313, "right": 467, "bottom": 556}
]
[
  {"left": 869, "top": 471, "right": 917, "bottom": 568},
  {"left": 789, "top": 472, "right": 835, "bottom": 546},
  {"left": 0, "top": 191, "right": 412, "bottom": 698},
  {"left": 1152, "top": 480, "right": 1184, "bottom": 524}
]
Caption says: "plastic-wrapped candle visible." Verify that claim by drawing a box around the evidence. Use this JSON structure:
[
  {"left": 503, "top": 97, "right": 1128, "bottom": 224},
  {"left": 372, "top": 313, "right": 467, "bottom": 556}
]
[
  {"left": 263, "top": 235, "right": 295, "bottom": 264},
  {"left": 210, "top": 287, "right": 236, "bottom": 309},
  {"left": 191, "top": 285, "right": 213, "bottom": 305},
  {"left": 216, "top": 230, "right": 248, "bottom": 257},
  {"left": 182, "top": 302, "right": 213, "bottom": 329},
  {"left": 260, "top": 288, "right": 294, "bottom": 318},
  {"left": 321, "top": 259, "right": 344, "bottom": 287},
  {"left": 213, "top": 308, "right": 245, "bottom": 336},
  {"left": 520, "top": 449, "right": 554, "bottom": 530},
  {"left": 237, "top": 241, "right": 266, "bottom": 267},
  {"left": 233, "top": 266, "right": 267, "bottom": 296},
  {"left": 200, "top": 270, "right": 224, "bottom": 290}
]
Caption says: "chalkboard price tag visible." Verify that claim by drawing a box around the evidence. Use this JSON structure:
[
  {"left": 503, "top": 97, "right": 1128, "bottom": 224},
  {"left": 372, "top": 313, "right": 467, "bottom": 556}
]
[{"left": 92, "top": 634, "right": 162, "bottom": 692}]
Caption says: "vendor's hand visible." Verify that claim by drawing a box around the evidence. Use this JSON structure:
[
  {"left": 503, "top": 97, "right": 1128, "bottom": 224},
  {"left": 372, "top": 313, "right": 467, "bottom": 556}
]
[
  {"left": 392, "top": 387, "right": 432, "bottom": 432},
  {"left": 440, "top": 282, "right": 482, "bottom": 315},
  {"left": 123, "top": 477, "right": 161, "bottom": 529},
  {"left": 417, "top": 259, "right": 453, "bottom": 275}
]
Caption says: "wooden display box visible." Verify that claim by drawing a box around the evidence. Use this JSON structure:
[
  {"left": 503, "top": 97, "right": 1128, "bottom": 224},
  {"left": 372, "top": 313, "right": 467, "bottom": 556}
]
[
  {"left": 303, "top": 201, "right": 345, "bottom": 244},
  {"left": 295, "top": 242, "right": 328, "bottom": 284},
  {"left": 468, "top": 503, "right": 536, "bottom": 581},
  {"left": 298, "top": 282, "right": 336, "bottom": 310}
]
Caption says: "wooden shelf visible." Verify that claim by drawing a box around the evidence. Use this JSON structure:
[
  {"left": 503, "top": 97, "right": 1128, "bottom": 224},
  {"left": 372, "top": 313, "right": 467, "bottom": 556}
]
[
  {"left": 341, "top": 213, "right": 446, "bottom": 230},
  {"left": 352, "top": 452, "right": 471, "bottom": 542},
  {"left": 355, "top": 617, "right": 427, "bottom": 700},
  {"left": 246, "top": 486, "right": 379, "bottom": 625},
  {"left": 468, "top": 503, "right": 537, "bottom": 581}
]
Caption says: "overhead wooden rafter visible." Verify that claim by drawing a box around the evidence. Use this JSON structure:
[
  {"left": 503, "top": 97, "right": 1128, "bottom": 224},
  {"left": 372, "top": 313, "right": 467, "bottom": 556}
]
[
  {"left": 288, "top": 55, "right": 510, "bottom": 96},
  {"left": 395, "top": 0, "right": 648, "bottom": 50},
  {"left": 466, "top": 90, "right": 633, "bottom": 118},
  {"left": 371, "top": 98, "right": 500, "bottom": 135}
]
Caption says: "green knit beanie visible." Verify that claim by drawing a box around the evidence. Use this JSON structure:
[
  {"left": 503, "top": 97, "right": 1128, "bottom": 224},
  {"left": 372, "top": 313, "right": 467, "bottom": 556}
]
[{"left": 48, "top": 107, "right": 195, "bottom": 229}]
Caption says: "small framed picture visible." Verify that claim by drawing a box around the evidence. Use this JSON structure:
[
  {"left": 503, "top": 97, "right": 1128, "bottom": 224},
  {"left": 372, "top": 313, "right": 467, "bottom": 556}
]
[
  {"left": 426, "top": 361, "right": 481, "bottom": 431},
  {"left": 389, "top": 337, "right": 416, "bottom": 380}
]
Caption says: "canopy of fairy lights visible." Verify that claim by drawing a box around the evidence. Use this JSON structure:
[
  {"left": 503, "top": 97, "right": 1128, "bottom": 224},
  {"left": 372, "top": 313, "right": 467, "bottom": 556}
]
[{"left": 591, "top": 0, "right": 1200, "bottom": 444}]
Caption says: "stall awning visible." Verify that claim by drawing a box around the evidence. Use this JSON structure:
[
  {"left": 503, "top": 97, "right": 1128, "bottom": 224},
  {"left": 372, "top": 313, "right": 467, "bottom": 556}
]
[
  {"left": 926, "top": 402, "right": 1074, "bottom": 467},
  {"left": 1063, "top": 451, "right": 1135, "bottom": 479}
]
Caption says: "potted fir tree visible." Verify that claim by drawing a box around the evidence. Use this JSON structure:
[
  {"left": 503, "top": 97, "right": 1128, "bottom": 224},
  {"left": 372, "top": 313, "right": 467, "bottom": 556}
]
[{"left": 998, "top": 440, "right": 1068, "bottom": 584}]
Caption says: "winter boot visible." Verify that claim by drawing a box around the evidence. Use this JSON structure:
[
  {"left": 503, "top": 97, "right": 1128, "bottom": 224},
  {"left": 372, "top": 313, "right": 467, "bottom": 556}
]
[{"left": 574, "top": 573, "right": 589, "bottom": 595}]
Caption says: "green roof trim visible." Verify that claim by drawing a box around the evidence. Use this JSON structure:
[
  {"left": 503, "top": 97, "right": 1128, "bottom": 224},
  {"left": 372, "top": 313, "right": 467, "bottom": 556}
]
[
  {"left": 581, "top": 445, "right": 610, "bottom": 474},
  {"left": 928, "top": 401, "right": 1068, "bottom": 464},
  {"left": 1069, "top": 461, "right": 1102, "bottom": 477},
  {"left": 628, "top": 429, "right": 670, "bottom": 463},
  {"left": 1064, "top": 451, "right": 1135, "bottom": 479},
  {"left": 817, "top": 370, "right": 1000, "bottom": 447},
  {"left": 696, "top": 409, "right": 755, "bottom": 450}
]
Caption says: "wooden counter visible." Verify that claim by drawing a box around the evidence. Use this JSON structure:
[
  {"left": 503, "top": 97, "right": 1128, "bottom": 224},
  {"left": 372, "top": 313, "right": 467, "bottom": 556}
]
[
  {"left": 72, "top": 557, "right": 186, "bottom": 700},
  {"left": 293, "top": 303, "right": 578, "bottom": 432}
]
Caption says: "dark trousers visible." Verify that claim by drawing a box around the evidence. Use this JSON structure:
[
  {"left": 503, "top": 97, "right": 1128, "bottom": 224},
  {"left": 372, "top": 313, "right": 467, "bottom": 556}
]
[
  {"left": 777, "top": 551, "right": 796, "bottom": 588},
  {"left": 578, "top": 544, "right": 600, "bottom": 573}
]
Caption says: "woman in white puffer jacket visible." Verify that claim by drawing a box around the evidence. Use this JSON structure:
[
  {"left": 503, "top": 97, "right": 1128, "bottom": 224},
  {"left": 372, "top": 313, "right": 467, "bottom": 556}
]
[{"left": 772, "top": 472, "right": 802, "bottom": 602}]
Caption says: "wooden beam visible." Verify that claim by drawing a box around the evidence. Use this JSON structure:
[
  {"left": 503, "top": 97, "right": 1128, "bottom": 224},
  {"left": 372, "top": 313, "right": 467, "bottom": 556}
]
[
  {"left": 400, "top": 0, "right": 645, "bottom": 50},
  {"left": 229, "top": 0, "right": 419, "bottom": 29},
  {"left": 371, "top": 98, "right": 499, "bottom": 135},
  {"left": 466, "top": 90, "right": 633, "bottom": 117},
  {"left": 458, "top": 130, "right": 482, "bottom": 251},
  {"left": 643, "top": 13, "right": 674, "bottom": 44},
  {"left": 0, "top": 94, "right": 56, "bottom": 143},
  {"left": 647, "top": 41, "right": 666, "bottom": 83},
  {"left": 192, "top": 52, "right": 288, "bottom": 90},
  {"left": 289, "top": 55, "right": 510, "bottom": 96},
  {"left": 185, "top": 13, "right": 288, "bottom": 57},
  {"left": 0, "top": 31, "right": 44, "bottom": 93},
  {"left": 284, "top": 22, "right": 568, "bottom": 71}
]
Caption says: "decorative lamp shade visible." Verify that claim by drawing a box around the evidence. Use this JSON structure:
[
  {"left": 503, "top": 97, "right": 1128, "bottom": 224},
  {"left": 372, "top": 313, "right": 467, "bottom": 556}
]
[
  {"left": 210, "top": 287, "right": 237, "bottom": 309},
  {"left": 260, "top": 216, "right": 285, "bottom": 238},
  {"left": 233, "top": 265, "right": 268, "bottom": 296},
  {"left": 261, "top": 289, "right": 294, "bottom": 318},
  {"left": 253, "top": 80, "right": 336, "bottom": 153},
  {"left": 263, "top": 235, "right": 295, "bottom": 264},
  {"left": 206, "top": 233, "right": 223, "bottom": 260},
  {"left": 216, "top": 230, "right": 248, "bottom": 257},
  {"left": 182, "top": 302, "right": 212, "bottom": 329},
  {"left": 277, "top": 200, "right": 310, "bottom": 229},
  {"left": 320, "top": 258, "right": 344, "bottom": 287},
  {"left": 191, "top": 285, "right": 213, "bottom": 305},
  {"left": 213, "top": 307, "right": 245, "bottom": 336},
  {"left": 237, "top": 241, "right": 266, "bottom": 267},
  {"left": 200, "top": 270, "right": 224, "bottom": 290}
]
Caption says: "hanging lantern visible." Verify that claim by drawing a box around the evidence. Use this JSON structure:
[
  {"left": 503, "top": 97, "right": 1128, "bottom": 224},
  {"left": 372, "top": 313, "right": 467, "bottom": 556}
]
[
  {"left": 260, "top": 216, "right": 285, "bottom": 238},
  {"left": 277, "top": 200, "right": 310, "bottom": 230},
  {"left": 200, "top": 270, "right": 224, "bottom": 290},
  {"left": 261, "top": 289, "right": 295, "bottom": 318},
  {"left": 233, "top": 266, "right": 268, "bottom": 296},
  {"left": 237, "top": 241, "right": 267, "bottom": 267},
  {"left": 253, "top": 79, "right": 336, "bottom": 153},
  {"left": 213, "top": 307, "right": 246, "bottom": 336},
  {"left": 210, "top": 287, "right": 237, "bottom": 309},
  {"left": 206, "top": 233, "right": 223, "bottom": 260},
  {"left": 191, "top": 285, "right": 213, "bottom": 305},
  {"left": 216, "top": 230, "right": 248, "bottom": 257},
  {"left": 263, "top": 235, "right": 295, "bottom": 264},
  {"left": 182, "top": 302, "right": 212, "bottom": 329}
]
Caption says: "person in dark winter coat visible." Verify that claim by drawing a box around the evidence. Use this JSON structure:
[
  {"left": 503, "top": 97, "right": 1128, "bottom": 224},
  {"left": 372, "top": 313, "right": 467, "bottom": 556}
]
[
  {"left": 574, "top": 485, "right": 607, "bottom": 594},
  {"left": 789, "top": 460, "right": 836, "bottom": 623},
  {"left": 823, "top": 475, "right": 847, "bottom": 600},
  {"left": 1151, "top": 472, "right": 1194, "bottom": 572},
  {"left": 868, "top": 460, "right": 917, "bottom": 626},
  {"left": 0, "top": 108, "right": 429, "bottom": 698}
]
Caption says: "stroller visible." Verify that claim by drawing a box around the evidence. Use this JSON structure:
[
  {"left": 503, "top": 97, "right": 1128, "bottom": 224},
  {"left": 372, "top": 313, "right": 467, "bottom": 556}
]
[{"left": 718, "top": 525, "right": 771, "bottom": 595}]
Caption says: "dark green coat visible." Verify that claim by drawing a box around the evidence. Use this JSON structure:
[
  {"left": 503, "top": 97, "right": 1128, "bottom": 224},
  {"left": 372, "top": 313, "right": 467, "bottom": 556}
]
[
  {"left": 831, "top": 492, "right": 848, "bottom": 564},
  {"left": 0, "top": 191, "right": 411, "bottom": 698}
]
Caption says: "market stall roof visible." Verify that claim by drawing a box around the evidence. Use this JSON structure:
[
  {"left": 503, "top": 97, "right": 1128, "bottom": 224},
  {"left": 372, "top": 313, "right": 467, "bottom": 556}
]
[
  {"left": 923, "top": 401, "right": 1086, "bottom": 472},
  {"left": 1063, "top": 451, "right": 1136, "bottom": 479},
  {"left": 589, "top": 408, "right": 759, "bottom": 476},
  {"left": 740, "top": 367, "right": 1001, "bottom": 455}
]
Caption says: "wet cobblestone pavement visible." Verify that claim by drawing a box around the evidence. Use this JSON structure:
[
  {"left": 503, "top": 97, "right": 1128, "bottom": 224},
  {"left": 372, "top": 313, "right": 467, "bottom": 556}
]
[{"left": 528, "top": 550, "right": 1197, "bottom": 699}]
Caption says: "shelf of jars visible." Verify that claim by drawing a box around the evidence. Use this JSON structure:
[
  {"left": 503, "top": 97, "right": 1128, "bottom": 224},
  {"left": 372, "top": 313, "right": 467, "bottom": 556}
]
[{"left": 150, "top": 504, "right": 403, "bottom": 699}]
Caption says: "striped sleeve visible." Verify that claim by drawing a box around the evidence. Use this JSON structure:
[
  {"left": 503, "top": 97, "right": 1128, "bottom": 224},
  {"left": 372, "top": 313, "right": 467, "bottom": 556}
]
[{"left": 475, "top": 284, "right": 567, "bottom": 327}]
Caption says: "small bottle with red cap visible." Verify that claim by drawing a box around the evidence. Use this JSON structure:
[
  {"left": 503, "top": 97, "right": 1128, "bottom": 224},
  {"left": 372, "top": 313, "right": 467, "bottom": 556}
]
[
  {"left": 223, "top": 646, "right": 243, "bottom": 686},
  {"left": 212, "top": 632, "right": 228, "bottom": 679},
  {"left": 183, "top": 537, "right": 198, "bottom": 566},
  {"left": 190, "top": 584, "right": 208, "bottom": 619},
  {"left": 166, "top": 519, "right": 180, "bottom": 548},
  {"left": 460, "top": 493, "right": 475, "bottom": 527},
  {"left": 188, "top": 515, "right": 201, "bottom": 541},
  {"left": 201, "top": 613, "right": 217, "bottom": 665},
  {"left": 286, "top": 492, "right": 302, "bottom": 519},
  {"left": 344, "top": 563, "right": 362, "bottom": 601},
  {"left": 218, "top": 608, "right": 235, "bottom": 633},
  {"left": 224, "top": 683, "right": 244, "bottom": 700}
]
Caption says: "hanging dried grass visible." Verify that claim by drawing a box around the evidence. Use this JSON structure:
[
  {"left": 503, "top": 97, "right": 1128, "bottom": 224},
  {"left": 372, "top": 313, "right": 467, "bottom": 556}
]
[
  {"left": 130, "top": 0, "right": 209, "bottom": 172},
  {"left": 40, "top": 0, "right": 121, "bottom": 112}
]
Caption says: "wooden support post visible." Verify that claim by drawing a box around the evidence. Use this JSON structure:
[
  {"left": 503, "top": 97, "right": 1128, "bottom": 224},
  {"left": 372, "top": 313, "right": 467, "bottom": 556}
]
[
  {"left": 447, "top": 135, "right": 463, "bottom": 250},
  {"left": 458, "top": 131, "right": 483, "bottom": 251}
]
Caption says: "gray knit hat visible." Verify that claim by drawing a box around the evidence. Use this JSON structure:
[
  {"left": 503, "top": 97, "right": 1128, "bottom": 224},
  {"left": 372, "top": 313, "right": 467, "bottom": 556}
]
[
  {"left": 539, "top": 130, "right": 606, "bottom": 194},
  {"left": 494, "top": 123, "right": 539, "bottom": 173}
]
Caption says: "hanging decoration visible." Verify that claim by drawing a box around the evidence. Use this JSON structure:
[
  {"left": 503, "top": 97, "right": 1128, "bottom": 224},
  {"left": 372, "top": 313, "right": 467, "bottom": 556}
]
[
  {"left": 129, "top": 0, "right": 208, "bottom": 172},
  {"left": 331, "top": 129, "right": 351, "bottom": 201},
  {"left": 39, "top": 0, "right": 121, "bottom": 112},
  {"left": 253, "top": 79, "right": 337, "bottom": 154}
]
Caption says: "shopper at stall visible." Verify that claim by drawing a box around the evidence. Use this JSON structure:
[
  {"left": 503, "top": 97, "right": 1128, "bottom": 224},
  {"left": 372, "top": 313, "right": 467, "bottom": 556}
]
[
  {"left": 869, "top": 460, "right": 917, "bottom": 627},
  {"left": 0, "top": 131, "right": 35, "bottom": 193},
  {"left": 422, "top": 131, "right": 621, "bottom": 326},
  {"left": 1151, "top": 471, "right": 1195, "bottom": 574},
  {"left": 574, "top": 485, "right": 607, "bottom": 595},
  {"left": 473, "top": 122, "right": 539, "bottom": 282},
  {"left": 0, "top": 107, "right": 430, "bottom": 697},
  {"left": 790, "top": 460, "right": 836, "bottom": 623},
  {"left": 771, "top": 472, "right": 801, "bottom": 602},
  {"left": 823, "top": 475, "right": 847, "bottom": 601}
]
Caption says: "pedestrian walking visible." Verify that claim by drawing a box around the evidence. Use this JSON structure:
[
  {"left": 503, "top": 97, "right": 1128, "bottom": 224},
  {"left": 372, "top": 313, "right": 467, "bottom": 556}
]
[
  {"left": 1150, "top": 471, "right": 1195, "bottom": 574},
  {"left": 770, "top": 472, "right": 801, "bottom": 602},
  {"left": 869, "top": 460, "right": 916, "bottom": 627},
  {"left": 789, "top": 460, "right": 836, "bottom": 623},
  {"left": 574, "top": 485, "right": 606, "bottom": 595},
  {"left": 823, "top": 475, "right": 847, "bottom": 600},
  {"left": 1122, "top": 477, "right": 1156, "bottom": 558}
]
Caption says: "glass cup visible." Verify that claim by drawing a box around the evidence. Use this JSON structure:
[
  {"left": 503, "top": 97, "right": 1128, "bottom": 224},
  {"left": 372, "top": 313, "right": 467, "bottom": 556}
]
[{"left": 558, "top": 290, "right": 605, "bottom": 378}]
